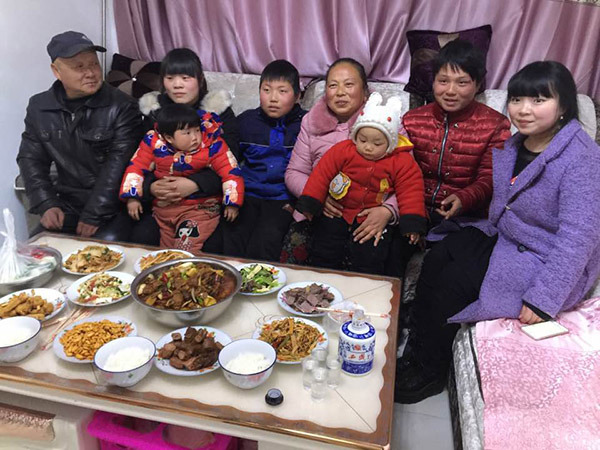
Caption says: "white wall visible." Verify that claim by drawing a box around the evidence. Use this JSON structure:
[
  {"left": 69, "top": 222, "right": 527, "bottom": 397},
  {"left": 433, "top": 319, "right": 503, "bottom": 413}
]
[{"left": 0, "top": 0, "right": 119, "bottom": 240}]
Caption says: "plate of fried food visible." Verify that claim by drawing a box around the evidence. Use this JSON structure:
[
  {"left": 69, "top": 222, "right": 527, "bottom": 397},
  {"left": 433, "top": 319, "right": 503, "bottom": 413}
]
[
  {"left": 134, "top": 249, "right": 194, "bottom": 274},
  {"left": 53, "top": 315, "right": 136, "bottom": 363},
  {"left": 62, "top": 245, "right": 124, "bottom": 275},
  {"left": 237, "top": 263, "right": 286, "bottom": 296},
  {"left": 252, "top": 316, "right": 328, "bottom": 364},
  {"left": 0, "top": 289, "right": 66, "bottom": 322},
  {"left": 66, "top": 271, "right": 134, "bottom": 307},
  {"left": 277, "top": 282, "right": 343, "bottom": 317},
  {"left": 155, "top": 326, "right": 232, "bottom": 376}
]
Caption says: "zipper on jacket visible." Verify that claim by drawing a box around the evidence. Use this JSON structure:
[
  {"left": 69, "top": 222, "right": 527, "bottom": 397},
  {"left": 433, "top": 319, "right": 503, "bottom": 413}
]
[{"left": 429, "top": 115, "right": 450, "bottom": 211}]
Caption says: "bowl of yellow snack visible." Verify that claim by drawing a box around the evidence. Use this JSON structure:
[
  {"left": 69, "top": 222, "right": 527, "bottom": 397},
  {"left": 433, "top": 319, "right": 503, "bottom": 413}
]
[{"left": 53, "top": 316, "right": 137, "bottom": 363}]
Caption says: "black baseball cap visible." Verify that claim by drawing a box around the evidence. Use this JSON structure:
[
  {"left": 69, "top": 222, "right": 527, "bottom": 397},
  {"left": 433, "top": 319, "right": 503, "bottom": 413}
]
[{"left": 47, "top": 31, "right": 106, "bottom": 62}]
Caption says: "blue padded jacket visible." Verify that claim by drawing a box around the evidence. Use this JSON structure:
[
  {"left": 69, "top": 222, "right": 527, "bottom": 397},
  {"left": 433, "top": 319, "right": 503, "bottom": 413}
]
[{"left": 238, "top": 104, "right": 306, "bottom": 201}]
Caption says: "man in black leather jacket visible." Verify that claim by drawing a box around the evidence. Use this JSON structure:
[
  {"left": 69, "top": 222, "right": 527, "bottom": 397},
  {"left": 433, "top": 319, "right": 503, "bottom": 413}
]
[{"left": 17, "top": 31, "right": 143, "bottom": 240}]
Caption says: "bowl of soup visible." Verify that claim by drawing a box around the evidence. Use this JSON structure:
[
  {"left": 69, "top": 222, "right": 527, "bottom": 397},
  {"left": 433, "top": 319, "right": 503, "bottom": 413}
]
[{"left": 131, "top": 258, "right": 241, "bottom": 327}]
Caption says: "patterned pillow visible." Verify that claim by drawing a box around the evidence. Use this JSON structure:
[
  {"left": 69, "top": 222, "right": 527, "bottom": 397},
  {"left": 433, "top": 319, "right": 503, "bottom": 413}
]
[
  {"left": 404, "top": 25, "right": 492, "bottom": 101},
  {"left": 106, "top": 53, "right": 161, "bottom": 99}
]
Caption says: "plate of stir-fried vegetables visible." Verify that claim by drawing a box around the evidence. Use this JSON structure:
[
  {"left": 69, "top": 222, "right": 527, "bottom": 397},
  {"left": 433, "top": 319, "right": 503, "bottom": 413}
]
[
  {"left": 253, "top": 316, "right": 328, "bottom": 364},
  {"left": 135, "top": 261, "right": 237, "bottom": 310},
  {"left": 63, "top": 245, "right": 124, "bottom": 275},
  {"left": 67, "top": 271, "right": 133, "bottom": 307},
  {"left": 237, "top": 263, "right": 286, "bottom": 295}
]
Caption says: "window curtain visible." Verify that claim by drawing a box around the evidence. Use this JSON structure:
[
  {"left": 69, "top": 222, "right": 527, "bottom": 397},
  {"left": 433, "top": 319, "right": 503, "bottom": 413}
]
[{"left": 114, "top": 0, "right": 600, "bottom": 100}]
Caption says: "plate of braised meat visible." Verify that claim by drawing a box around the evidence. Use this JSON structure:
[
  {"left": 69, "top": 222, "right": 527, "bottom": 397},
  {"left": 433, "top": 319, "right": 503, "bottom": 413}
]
[{"left": 155, "top": 326, "right": 232, "bottom": 376}]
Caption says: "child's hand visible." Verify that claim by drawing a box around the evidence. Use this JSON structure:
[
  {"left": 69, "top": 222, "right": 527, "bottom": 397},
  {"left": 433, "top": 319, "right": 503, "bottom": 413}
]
[
  {"left": 127, "top": 199, "right": 143, "bottom": 221},
  {"left": 224, "top": 206, "right": 239, "bottom": 222},
  {"left": 404, "top": 232, "right": 420, "bottom": 245}
]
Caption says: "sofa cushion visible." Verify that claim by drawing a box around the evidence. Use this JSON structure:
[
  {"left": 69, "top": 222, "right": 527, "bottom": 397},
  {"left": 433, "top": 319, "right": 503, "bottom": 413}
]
[
  {"left": 404, "top": 24, "right": 492, "bottom": 101},
  {"left": 204, "top": 71, "right": 260, "bottom": 115},
  {"left": 106, "top": 53, "right": 161, "bottom": 99}
]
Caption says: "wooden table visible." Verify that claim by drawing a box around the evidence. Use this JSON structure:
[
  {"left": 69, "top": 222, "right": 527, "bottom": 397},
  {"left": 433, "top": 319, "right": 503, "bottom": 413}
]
[{"left": 0, "top": 234, "right": 400, "bottom": 449}]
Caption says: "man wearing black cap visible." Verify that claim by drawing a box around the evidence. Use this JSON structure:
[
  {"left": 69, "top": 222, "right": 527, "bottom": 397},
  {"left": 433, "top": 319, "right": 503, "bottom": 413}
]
[{"left": 17, "top": 31, "right": 143, "bottom": 239}]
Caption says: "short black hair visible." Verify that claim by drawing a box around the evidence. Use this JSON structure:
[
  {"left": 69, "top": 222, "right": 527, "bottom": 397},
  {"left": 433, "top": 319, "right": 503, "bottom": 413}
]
[
  {"left": 433, "top": 40, "right": 486, "bottom": 85},
  {"left": 156, "top": 103, "right": 201, "bottom": 137},
  {"left": 507, "top": 61, "right": 579, "bottom": 124},
  {"left": 160, "top": 48, "right": 208, "bottom": 102},
  {"left": 260, "top": 59, "right": 301, "bottom": 95},
  {"left": 326, "top": 57, "right": 369, "bottom": 95}
]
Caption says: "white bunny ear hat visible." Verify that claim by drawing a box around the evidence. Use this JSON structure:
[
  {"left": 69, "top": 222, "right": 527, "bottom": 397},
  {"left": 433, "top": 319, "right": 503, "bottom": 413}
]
[{"left": 351, "top": 92, "right": 403, "bottom": 153}]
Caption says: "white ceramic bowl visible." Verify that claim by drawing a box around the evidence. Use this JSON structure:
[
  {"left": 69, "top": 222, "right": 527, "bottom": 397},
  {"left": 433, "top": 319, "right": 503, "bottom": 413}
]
[
  {"left": 93, "top": 336, "right": 155, "bottom": 387},
  {"left": 0, "top": 316, "right": 41, "bottom": 363},
  {"left": 218, "top": 339, "right": 276, "bottom": 389}
]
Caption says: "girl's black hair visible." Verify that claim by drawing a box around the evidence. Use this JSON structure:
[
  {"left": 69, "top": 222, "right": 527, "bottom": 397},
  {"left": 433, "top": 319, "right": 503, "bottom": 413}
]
[
  {"left": 159, "top": 48, "right": 208, "bottom": 102},
  {"left": 260, "top": 59, "right": 301, "bottom": 95},
  {"left": 326, "top": 57, "right": 369, "bottom": 95},
  {"left": 156, "top": 104, "right": 201, "bottom": 137},
  {"left": 507, "top": 61, "right": 579, "bottom": 124},
  {"left": 433, "top": 40, "right": 486, "bottom": 84}
]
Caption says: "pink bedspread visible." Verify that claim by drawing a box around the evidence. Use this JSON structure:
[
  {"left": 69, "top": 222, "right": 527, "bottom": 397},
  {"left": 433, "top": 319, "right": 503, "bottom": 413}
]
[{"left": 476, "top": 296, "right": 600, "bottom": 449}]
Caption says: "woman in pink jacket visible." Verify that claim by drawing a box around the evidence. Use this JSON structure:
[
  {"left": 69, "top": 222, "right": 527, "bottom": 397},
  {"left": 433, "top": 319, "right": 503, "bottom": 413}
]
[{"left": 282, "top": 58, "right": 399, "bottom": 266}]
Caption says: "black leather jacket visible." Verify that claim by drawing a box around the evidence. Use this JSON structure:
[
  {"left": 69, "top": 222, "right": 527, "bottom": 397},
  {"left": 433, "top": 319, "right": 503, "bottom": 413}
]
[{"left": 17, "top": 81, "right": 144, "bottom": 226}]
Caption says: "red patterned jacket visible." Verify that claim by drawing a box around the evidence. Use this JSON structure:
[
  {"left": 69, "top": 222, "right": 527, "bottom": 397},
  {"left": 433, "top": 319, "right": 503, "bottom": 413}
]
[
  {"left": 403, "top": 101, "right": 511, "bottom": 216},
  {"left": 297, "top": 138, "right": 427, "bottom": 234},
  {"left": 120, "top": 118, "right": 244, "bottom": 207}
]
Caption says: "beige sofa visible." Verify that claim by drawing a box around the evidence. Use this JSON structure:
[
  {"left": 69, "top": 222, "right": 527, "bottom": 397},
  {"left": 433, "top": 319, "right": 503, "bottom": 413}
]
[{"left": 16, "top": 70, "right": 599, "bottom": 238}]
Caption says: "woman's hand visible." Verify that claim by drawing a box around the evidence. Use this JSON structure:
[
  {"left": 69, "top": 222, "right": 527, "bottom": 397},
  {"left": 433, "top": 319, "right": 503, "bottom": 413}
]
[
  {"left": 323, "top": 196, "right": 344, "bottom": 219},
  {"left": 150, "top": 177, "right": 199, "bottom": 205},
  {"left": 518, "top": 305, "right": 544, "bottom": 324},
  {"left": 353, "top": 206, "right": 393, "bottom": 246},
  {"left": 435, "top": 194, "right": 462, "bottom": 220}
]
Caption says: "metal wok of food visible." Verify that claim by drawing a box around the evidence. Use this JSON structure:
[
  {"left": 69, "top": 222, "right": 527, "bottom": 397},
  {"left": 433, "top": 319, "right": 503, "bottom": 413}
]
[{"left": 131, "top": 257, "right": 241, "bottom": 327}]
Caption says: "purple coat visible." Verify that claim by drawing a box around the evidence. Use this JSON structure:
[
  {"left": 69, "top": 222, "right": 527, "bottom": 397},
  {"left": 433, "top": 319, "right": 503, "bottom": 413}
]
[{"left": 450, "top": 120, "right": 600, "bottom": 323}]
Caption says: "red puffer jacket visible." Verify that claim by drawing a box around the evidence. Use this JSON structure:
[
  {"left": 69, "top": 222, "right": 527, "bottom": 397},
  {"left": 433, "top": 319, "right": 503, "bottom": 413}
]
[{"left": 403, "top": 101, "right": 511, "bottom": 216}]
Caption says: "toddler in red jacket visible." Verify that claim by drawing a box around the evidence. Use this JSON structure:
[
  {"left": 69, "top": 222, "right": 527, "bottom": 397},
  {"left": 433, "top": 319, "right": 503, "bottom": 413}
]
[
  {"left": 295, "top": 92, "right": 426, "bottom": 274},
  {"left": 120, "top": 104, "right": 244, "bottom": 253}
]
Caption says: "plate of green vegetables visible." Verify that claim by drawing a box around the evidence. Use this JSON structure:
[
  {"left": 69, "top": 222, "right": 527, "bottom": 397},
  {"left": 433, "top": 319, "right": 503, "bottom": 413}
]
[{"left": 237, "top": 263, "right": 286, "bottom": 296}]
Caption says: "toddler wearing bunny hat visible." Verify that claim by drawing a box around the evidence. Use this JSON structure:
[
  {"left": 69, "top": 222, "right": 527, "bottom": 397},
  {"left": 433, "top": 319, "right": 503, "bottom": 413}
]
[{"left": 295, "top": 92, "right": 427, "bottom": 274}]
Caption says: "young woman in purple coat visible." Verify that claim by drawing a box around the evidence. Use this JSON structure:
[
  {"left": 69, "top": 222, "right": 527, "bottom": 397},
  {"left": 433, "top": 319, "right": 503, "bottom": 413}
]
[{"left": 395, "top": 61, "right": 600, "bottom": 404}]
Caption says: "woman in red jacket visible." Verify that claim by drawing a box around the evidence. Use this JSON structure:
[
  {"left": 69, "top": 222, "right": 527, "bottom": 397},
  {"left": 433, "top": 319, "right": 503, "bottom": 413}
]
[
  {"left": 403, "top": 40, "right": 511, "bottom": 226},
  {"left": 296, "top": 93, "right": 427, "bottom": 274}
]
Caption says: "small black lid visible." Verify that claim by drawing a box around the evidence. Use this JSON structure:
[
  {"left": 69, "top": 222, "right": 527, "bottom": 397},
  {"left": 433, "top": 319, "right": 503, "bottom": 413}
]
[{"left": 265, "top": 388, "right": 283, "bottom": 406}]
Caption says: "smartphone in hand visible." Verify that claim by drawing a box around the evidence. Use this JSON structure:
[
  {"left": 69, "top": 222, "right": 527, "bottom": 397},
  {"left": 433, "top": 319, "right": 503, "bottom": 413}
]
[{"left": 520, "top": 321, "right": 569, "bottom": 340}]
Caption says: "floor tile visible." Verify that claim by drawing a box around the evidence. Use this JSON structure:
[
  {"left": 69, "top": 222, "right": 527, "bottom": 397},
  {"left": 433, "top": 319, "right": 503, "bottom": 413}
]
[
  {"left": 397, "top": 390, "right": 451, "bottom": 419},
  {"left": 392, "top": 404, "right": 454, "bottom": 450}
]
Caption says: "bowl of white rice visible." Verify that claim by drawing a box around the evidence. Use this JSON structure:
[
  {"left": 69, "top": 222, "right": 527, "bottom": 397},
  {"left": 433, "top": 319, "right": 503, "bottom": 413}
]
[
  {"left": 218, "top": 339, "right": 276, "bottom": 389},
  {"left": 0, "top": 316, "right": 41, "bottom": 363},
  {"left": 94, "top": 336, "right": 156, "bottom": 387}
]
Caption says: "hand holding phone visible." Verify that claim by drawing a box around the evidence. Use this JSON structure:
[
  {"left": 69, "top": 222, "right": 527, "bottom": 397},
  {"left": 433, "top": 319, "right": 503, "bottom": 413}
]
[{"left": 520, "top": 321, "right": 569, "bottom": 340}]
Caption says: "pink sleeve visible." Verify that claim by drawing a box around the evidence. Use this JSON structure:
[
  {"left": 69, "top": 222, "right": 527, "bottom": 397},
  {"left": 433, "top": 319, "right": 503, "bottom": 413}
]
[{"left": 285, "top": 117, "right": 313, "bottom": 197}]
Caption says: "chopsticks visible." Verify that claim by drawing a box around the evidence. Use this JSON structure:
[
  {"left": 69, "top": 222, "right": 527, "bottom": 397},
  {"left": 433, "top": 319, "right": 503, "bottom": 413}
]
[
  {"left": 40, "top": 307, "right": 94, "bottom": 350},
  {"left": 315, "top": 307, "right": 390, "bottom": 319}
]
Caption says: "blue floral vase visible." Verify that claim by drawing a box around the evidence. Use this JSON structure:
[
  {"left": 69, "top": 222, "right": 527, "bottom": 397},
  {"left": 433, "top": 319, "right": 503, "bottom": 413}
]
[{"left": 338, "top": 310, "right": 376, "bottom": 376}]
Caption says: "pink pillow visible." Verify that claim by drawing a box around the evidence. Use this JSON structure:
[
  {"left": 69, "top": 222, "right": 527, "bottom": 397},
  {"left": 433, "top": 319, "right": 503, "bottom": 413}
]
[{"left": 404, "top": 24, "right": 492, "bottom": 101}]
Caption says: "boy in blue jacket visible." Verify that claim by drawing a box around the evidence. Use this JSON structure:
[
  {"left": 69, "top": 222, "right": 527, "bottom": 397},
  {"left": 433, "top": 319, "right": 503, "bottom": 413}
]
[{"left": 221, "top": 60, "right": 306, "bottom": 261}]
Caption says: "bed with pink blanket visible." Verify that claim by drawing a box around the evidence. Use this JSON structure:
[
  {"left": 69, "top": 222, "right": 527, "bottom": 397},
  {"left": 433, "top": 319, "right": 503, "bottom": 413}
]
[{"left": 448, "top": 296, "right": 600, "bottom": 450}]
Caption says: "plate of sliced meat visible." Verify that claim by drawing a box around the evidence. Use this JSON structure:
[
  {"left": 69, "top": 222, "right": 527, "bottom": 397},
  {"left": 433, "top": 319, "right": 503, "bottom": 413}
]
[
  {"left": 154, "top": 326, "right": 232, "bottom": 376},
  {"left": 277, "top": 282, "right": 343, "bottom": 317}
]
